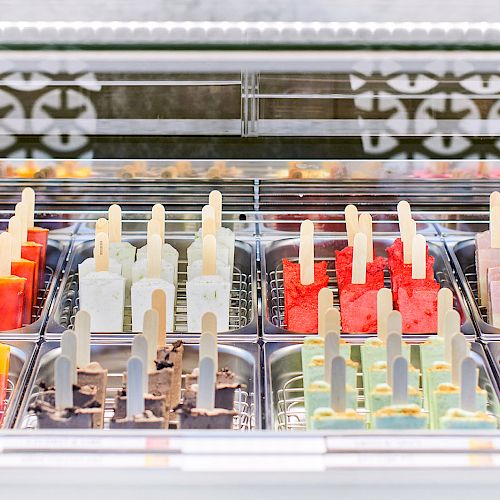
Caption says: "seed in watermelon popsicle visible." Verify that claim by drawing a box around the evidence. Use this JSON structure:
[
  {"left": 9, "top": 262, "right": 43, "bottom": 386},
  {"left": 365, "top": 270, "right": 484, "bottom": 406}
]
[
  {"left": 0, "top": 233, "right": 26, "bottom": 331},
  {"left": 282, "top": 220, "right": 329, "bottom": 333}
]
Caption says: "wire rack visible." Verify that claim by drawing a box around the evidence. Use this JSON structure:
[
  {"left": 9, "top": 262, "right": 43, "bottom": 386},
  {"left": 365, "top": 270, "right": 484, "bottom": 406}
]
[
  {"left": 58, "top": 263, "right": 252, "bottom": 333},
  {"left": 0, "top": 378, "right": 15, "bottom": 427},
  {"left": 463, "top": 262, "right": 489, "bottom": 323},
  {"left": 25, "top": 266, "right": 54, "bottom": 326},
  {"left": 22, "top": 373, "right": 254, "bottom": 431},
  {"left": 269, "top": 257, "right": 451, "bottom": 330}
]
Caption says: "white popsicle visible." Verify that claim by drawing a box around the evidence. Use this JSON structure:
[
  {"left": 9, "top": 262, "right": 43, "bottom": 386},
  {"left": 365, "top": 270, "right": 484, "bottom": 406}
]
[
  {"left": 131, "top": 234, "right": 175, "bottom": 333},
  {"left": 186, "top": 234, "right": 230, "bottom": 333},
  {"left": 79, "top": 233, "right": 125, "bottom": 332}
]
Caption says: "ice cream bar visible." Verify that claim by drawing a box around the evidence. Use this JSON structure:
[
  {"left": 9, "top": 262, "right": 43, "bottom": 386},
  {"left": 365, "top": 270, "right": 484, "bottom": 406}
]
[
  {"left": 282, "top": 221, "right": 329, "bottom": 333},
  {"left": 186, "top": 234, "right": 231, "bottom": 332},
  {"left": 303, "top": 355, "right": 358, "bottom": 390},
  {"left": 372, "top": 404, "right": 428, "bottom": 430},
  {"left": 79, "top": 233, "right": 125, "bottom": 332},
  {"left": 131, "top": 234, "right": 175, "bottom": 332},
  {"left": 110, "top": 409, "right": 165, "bottom": 429},
  {"left": 0, "top": 232, "right": 26, "bottom": 331},
  {"left": 187, "top": 258, "right": 231, "bottom": 283},
  {"left": 301, "top": 335, "right": 350, "bottom": 371},
  {"left": 369, "top": 383, "right": 422, "bottom": 413},
  {"left": 156, "top": 339, "right": 184, "bottom": 409},
  {"left": 22, "top": 188, "right": 49, "bottom": 285},
  {"left": 0, "top": 344, "right": 10, "bottom": 421},
  {"left": 440, "top": 408, "right": 497, "bottom": 430},
  {"left": 311, "top": 408, "right": 365, "bottom": 430},
  {"left": 132, "top": 257, "right": 175, "bottom": 285},
  {"left": 9, "top": 216, "right": 36, "bottom": 324}
]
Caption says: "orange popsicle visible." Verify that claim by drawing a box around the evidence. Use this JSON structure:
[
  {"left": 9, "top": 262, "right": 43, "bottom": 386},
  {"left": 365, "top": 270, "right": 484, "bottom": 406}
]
[
  {"left": 23, "top": 188, "right": 49, "bottom": 284},
  {"left": 9, "top": 216, "right": 36, "bottom": 324},
  {"left": 0, "top": 343, "right": 10, "bottom": 421},
  {"left": 16, "top": 202, "right": 42, "bottom": 293},
  {"left": 0, "top": 233, "right": 26, "bottom": 331}
]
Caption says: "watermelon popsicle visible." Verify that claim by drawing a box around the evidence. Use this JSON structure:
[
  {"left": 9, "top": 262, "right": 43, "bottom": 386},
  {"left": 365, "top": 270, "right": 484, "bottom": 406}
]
[
  {"left": 9, "top": 216, "right": 36, "bottom": 324},
  {"left": 22, "top": 188, "right": 49, "bottom": 285},
  {"left": 0, "top": 232, "right": 26, "bottom": 331},
  {"left": 0, "top": 343, "right": 10, "bottom": 422},
  {"left": 282, "top": 220, "right": 329, "bottom": 333}
]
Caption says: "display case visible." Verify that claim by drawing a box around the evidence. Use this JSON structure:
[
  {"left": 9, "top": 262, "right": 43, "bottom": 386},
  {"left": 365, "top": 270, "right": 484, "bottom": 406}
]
[{"left": 0, "top": 6, "right": 500, "bottom": 498}]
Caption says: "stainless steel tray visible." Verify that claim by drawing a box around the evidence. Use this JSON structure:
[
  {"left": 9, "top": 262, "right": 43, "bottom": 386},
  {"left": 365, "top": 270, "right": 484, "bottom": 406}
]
[
  {"left": 46, "top": 235, "right": 257, "bottom": 341},
  {"left": 0, "top": 238, "right": 69, "bottom": 340},
  {"left": 261, "top": 235, "right": 475, "bottom": 340},
  {"left": 0, "top": 341, "right": 37, "bottom": 429},
  {"left": 17, "top": 340, "right": 260, "bottom": 430},
  {"left": 264, "top": 340, "right": 500, "bottom": 431},
  {"left": 445, "top": 236, "right": 500, "bottom": 339},
  {"left": 485, "top": 342, "right": 500, "bottom": 385}
]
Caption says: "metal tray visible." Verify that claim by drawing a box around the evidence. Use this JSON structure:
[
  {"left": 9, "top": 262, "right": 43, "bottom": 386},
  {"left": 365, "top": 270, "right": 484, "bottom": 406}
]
[
  {"left": 264, "top": 340, "right": 500, "bottom": 431},
  {"left": 17, "top": 340, "right": 260, "bottom": 430},
  {"left": 0, "top": 238, "right": 69, "bottom": 340},
  {"left": 485, "top": 342, "right": 500, "bottom": 385},
  {"left": 0, "top": 341, "right": 37, "bottom": 429},
  {"left": 46, "top": 235, "right": 257, "bottom": 341},
  {"left": 261, "top": 235, "right": 475, "bottom": 340},
  {"left": 446, "top": 236, "right": 500, "bottom": 338}
]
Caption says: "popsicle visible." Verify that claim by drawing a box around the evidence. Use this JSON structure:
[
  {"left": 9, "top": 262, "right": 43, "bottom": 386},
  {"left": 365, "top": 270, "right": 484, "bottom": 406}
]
[
  {"left": 136, "top": 207, "right": 179, "bottom": 288},
  {"left": 0, "top": 343, "right": 10, "bottom": 421},
  {"left": 396, "top": 234, "right": 440, "bottom": 333},
  {"left": 0, "top": 232, "right": 26, "bottom": 331},
  {"left": 476, "top": 192, "right": 500, "bottom": 305},
  {"left": 17, "top": 202, "right": 42, "bottom": 293},
  {"left": 209, "top": 189, "right": 235, "bottom": 272},
  {"left": 186, "top": 234, "right": 231, "bottom": 332},
  {"left": 338, "top": 232, "right": 386, "bottom": 333},
  {"left": 282, "top": 220, "right": 329, "bottom": 333},
  {"left": 9, "top": 216, "right": 36, "bottom": 324},
  {"left": 22, "top": 187, "right": 49, "bottom": 285},
  {"left": 108, "top": 204, "right": 136, "bottom": 299},
  {"left": 131, "top": 234, "right": 175, "bottom": 332},
  {"left": 79, "top": 233, "right": 125, "bottom": 332}
]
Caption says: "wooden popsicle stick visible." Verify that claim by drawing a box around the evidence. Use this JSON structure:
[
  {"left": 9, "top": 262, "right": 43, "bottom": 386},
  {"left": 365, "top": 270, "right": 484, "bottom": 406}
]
[
  {"left": 202, "top": 205, "right": 216, "bottom": 239},
  {"left": 201, "top": 312, "right": 218, "bottom": 371},
  {"left": 490, "top": 191, "right": 500, "bottom": 209},
  {"left": 147, "top": 234, "right": 162, "bottom": 279},
  {"left": 402, "top": 219, "right": 416, "bottom": 264},
  {"left": 386, "top": 310, "right": 402, "bottom": 337},
  {"left": 132, "top": 335, "right": 148, "bottom": 394},
  {"left": 127, "top": 356, "right": 145, "bottom": 419},
  {"left": 202, "top": 234, "right": 217, "bottom": 276},
  {"left": 323, "top": 307, "right": 341, "bottom": 337},
  {"left": 317, "top": 288, "right": 334, "bottom": 337},
  {"left": 21, "top": 187, "right": 36, "bottom": 228},
  {"left": 152, "top": 204, "right": 165, "bottom": 242},
  {"left": 151, "top": 289, "right": 167, "bottom": 348},
  {"left": 411, "top": 234, "right": 426, "bottom": 279},
  {"left": 330, "top": 355, "right": 346, "bottom": 413},
  {"left": 8, "top": 216, "right": 22, "bottom": 260},
  {"left": 197, "top": 356, "right": 216, "bottom": 411},
  {"left": 324, "top": 331, "right": 340, "bottom": 384},
  {"left": 377, "top": 288, "right": 393, "bottom": 341},
  {"left": 61, "top": 330, "right": 78, "bottom": 385},
  {"left": 444, "top": 310, "right": 461, "bottom": 364},
  {"left": 451, "top": 333, "right": 468, "bottom": 386},
  {"left": 386, "top": 331, "right": 402, "bottom": 386},
  {"left": 437, "top": 288, "right": 454, "bottom": 337},
  {"left": 351, "top": 232, "right": 367, "bottom": 285},
  {"left": 299, "top": 220, "right": 315, "bottom": 285},
  {"left": 94, "top": 232, "right": 109, "bottom": 272},
  {"left": 143, "top": 309, "right": 159, "bottom": 371},
  {"left": 460, "top": 356, "right": 477, "bottom": 412},
  {"left": 108, "top": 204, "right": 122, "bottom": 243},
  {"left": 0, "top": 232, "right": 12, "bottom": 276},
  {"left": 74, "top": 310, "right": 91, "bottom": 368},
  {"left": 344, "top": 204, "right": 359, "bottom": 247},
  {"left": 147, "top": 218, "right": 162, "bottom": 240},
  {"left": 55, "top": 355, "right": 73, "bottom": 410},
  {"left": 359, "top": 213, "right": 373, "bottom": 263},
  {"left": 95, "top": 218, "right": 108, "bottom": 236},
  {"left": 397, "top": 200, "right": 412, "bottom": 230},
  {"left": 209, "top": 190, "right": 223, "bottom": 230},
  {"left": 491, "top": 205, "right": 500, "bottom": 249},
  {"left": 391, "top": 355, "right": 408, "bottom": 405},
  {"left": 15, "top": 202, "right": 28, "bottom": 243}
]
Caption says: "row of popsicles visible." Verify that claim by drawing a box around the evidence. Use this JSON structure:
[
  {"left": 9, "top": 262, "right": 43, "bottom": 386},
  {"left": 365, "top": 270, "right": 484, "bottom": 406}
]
[
  {"left": 302, "top": 304, "right": 497, "bottom": 430},
  {"left": 78, "top": 191, "right": 235, "bottom": 334},
  {"left": 0, "top": 188, "right": 49, "bottom": 331},
  {"left": 476, "top": 191, "right": 500, "bottom": 327},
  {"left": 283, "top": 201, "right": 440, "bottom": 334},
  {"left": 32, "top": 309, "right": 241, "bottom": 430}
]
